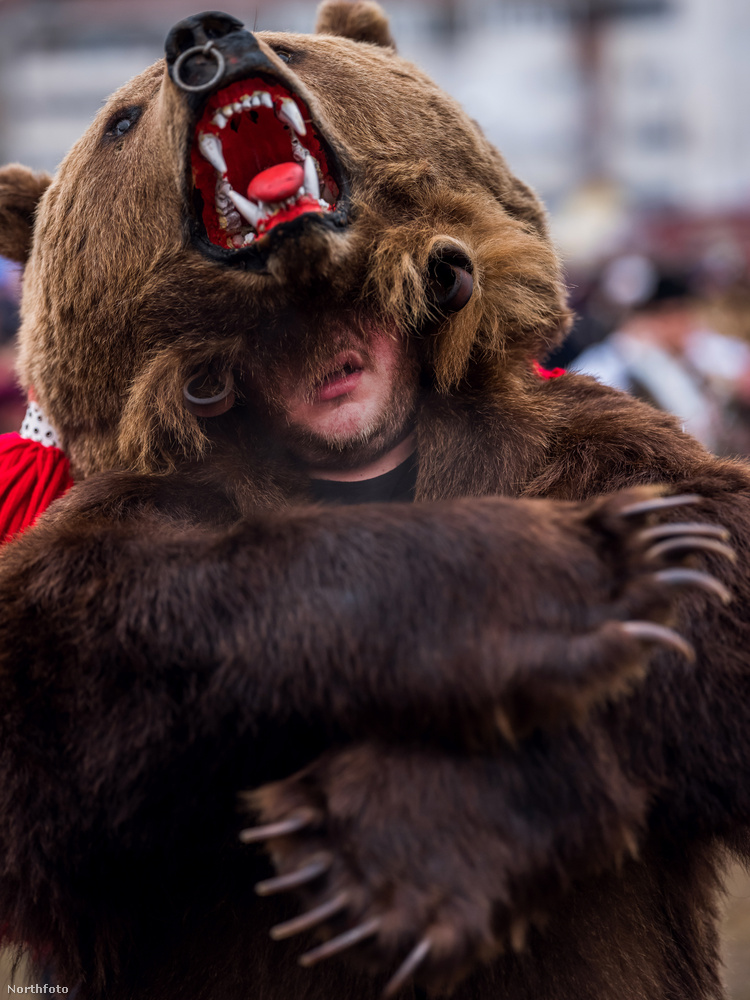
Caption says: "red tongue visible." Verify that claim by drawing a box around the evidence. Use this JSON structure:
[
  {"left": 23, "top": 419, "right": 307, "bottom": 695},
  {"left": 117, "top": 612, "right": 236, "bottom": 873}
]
[{"left": 248, "top": 162, "right": 305, "bottom": 204}]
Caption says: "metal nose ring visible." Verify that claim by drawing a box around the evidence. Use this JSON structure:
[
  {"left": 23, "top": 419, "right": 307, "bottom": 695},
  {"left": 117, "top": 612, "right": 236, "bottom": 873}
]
[{"left": 173, "top": 40, "right": 226, "bottom": 93}]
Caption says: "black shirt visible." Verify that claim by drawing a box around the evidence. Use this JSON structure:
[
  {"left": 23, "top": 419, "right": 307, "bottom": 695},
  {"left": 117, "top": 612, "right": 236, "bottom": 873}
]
[{"left": 309, "top": 454, "right": 417, "bottom": 505}]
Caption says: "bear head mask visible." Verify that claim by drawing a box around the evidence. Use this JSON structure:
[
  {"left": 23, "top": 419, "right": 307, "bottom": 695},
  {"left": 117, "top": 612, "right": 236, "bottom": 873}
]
[{"left": 0, "top": 1, "right": 569, "bottom": 483}]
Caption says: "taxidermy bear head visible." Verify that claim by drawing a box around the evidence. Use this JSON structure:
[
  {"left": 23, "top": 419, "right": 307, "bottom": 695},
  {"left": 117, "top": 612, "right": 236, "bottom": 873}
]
[{"left": 0, "top": 1, "right": 570, "bottom": 479}]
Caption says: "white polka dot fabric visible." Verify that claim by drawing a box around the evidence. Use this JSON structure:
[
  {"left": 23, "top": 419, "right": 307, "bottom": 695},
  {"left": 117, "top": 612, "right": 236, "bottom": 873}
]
[{"left": 20, "top": 401, "right": 61, "bottom": 449}]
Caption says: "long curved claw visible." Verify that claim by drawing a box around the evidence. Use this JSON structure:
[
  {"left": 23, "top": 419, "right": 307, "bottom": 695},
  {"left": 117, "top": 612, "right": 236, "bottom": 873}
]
[
  {"left": 270, "top": 891, "right": 350, "bottom": 941},
  {"left": 637, "top": 521, "right": 730, "bottom": 543},
  {"left": 619, "top": 620, "right": 695, "bottom": 662},
  {"left": 239, "top": 810, "right": 314, "bottom": 844},
  {"left": 645, "top": 536, "right": 736, "bottom": 563},
  {"left": 382, "top": 938, "right": 432, "bottom": 999},
  {"left": 256, "top": 854, "right": 332, "bottom": 897},
  {"left": 653, "top": 567, "right": 733, "bottom": 605},
  {"left": 298, "top": 916, "right": 382, "bottom": 968},
  {"left": 620, "top": 494, "right": 701, "bottom": 518}
]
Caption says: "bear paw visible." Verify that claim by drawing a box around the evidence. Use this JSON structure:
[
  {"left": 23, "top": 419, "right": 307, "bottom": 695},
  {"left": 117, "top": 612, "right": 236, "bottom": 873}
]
[
  {"left": 493, "top": 488, "right": 735, "bottom": 738},
  {"left": 240, "top": 750, "right": 512, "bottom": 996},
  {"left": 239, "top": 733, "right": 646, "bottom": 997}
]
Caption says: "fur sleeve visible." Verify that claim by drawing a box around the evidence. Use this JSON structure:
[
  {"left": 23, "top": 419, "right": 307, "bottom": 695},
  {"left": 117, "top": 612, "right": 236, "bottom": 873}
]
[{"left": 0, "top": 469, "right": 738, "bottom": 983}]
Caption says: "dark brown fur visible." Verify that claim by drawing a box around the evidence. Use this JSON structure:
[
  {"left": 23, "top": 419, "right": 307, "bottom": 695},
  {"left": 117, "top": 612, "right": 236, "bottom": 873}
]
[{"left": 0, "top": 4, "right": 747, "bottom": 999}]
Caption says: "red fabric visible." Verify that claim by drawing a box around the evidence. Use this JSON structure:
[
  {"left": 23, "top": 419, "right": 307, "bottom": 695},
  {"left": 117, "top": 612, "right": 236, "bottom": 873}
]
[
  {"left": 0, "top": 433, "right": 73, "bottom": 544},
  {"left": 532, "top": 360, "right": 566, "bottom": 380}
]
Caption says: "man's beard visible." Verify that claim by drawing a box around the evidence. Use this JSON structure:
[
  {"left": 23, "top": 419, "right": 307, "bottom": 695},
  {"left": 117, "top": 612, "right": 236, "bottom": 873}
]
[
  {"left": 256, "top": 326, "right": 421, "bottom": 471},
  {"left": 278, "top": 372, "right": 418, "bottom": 470}
]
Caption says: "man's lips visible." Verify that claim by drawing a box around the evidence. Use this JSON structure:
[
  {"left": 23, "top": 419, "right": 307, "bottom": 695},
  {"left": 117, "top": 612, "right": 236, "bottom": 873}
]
[
  {"left": 315, "top": 370, "right": 363, "bottom": 402},
  {"left": 313, "top": 352, "right": 365, "bottom": 403}
]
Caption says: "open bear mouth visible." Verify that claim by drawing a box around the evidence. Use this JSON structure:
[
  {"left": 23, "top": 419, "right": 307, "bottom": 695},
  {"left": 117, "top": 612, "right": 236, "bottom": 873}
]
[{"left": 190, "top": 76, "right": 343, "bottom": 254}]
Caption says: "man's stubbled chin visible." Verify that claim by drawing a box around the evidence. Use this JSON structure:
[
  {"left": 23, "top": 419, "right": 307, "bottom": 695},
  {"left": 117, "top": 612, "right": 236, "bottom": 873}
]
[{"left": 262, "top": 325, "right": 420, "bottom": 471}]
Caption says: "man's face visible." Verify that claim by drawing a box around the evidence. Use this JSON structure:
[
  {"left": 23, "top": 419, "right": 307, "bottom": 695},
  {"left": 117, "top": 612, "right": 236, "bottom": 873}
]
[
  {"left": 650, "top": 304, "right": 694, "bottom": 354},
  {"left": 258, "top": 324, "right": 420, "bottom": 470}
]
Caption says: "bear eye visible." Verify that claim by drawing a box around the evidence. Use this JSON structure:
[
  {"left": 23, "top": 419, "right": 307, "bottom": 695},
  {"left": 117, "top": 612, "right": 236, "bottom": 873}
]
[
  {"left": 272, "top": 48, "right": 293, "bottom": 64},
  {"left": 104, "top": 106, "right": 142, "bottom": 141}
]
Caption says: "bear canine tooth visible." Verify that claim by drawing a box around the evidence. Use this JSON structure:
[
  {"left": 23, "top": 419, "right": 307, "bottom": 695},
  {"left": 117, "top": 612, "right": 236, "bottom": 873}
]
[
  {"left": 303, "top": 155, "right": 320, "bottom": 199},
  {"left": 259, "top": 92, "right": 273, "bottom": 109},
  {"left": 276, "top": 97, "right": 307, "bottom": 136},
  {"left": 228, "top": 190, "right": 263, "bottom": 228},
  {"left": 198, "top": 133, "right": 227, "bottom": 175},
  {"left": 213, "top": 112, "right": 227, "bottom": 129}
]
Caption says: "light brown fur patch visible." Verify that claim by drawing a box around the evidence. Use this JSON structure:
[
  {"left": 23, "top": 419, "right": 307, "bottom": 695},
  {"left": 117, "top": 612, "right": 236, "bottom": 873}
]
[{"left": 315, "top": 0, "right": 396, "bottom": 49}]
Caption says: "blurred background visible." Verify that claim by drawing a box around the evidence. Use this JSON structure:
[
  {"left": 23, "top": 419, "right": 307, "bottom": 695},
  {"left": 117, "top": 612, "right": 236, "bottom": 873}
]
[{"left": 0, "top": 0, "right": 748, "bottom": 994}]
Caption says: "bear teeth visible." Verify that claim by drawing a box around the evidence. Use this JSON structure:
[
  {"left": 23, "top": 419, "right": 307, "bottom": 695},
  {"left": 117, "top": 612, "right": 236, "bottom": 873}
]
[
  {"left": 201, "top": 126, "right": 328, "bottom": 239},
  {"left": 195, "top": 85, "right": 336, "bottom": 248},
  {"left": 291, "top": 134, "right": 307, "bottom": 162},
  {"left": 275, "top": 98, "right": 307, "bottom": 137},
  {"left": 198, "top": 134, "right": 227, "bottom": 175},
  {"left": 211, "top": 91, "right": 271, "bottom": 128},
  {"left": 210, "top": 92, "right": 305, "bottom": 135},
  {"left": 303, "top": 156, "right": 320, "bottom": 201},
  {"left": 228, "top": 189, "right": 264, "bottom": 228}
]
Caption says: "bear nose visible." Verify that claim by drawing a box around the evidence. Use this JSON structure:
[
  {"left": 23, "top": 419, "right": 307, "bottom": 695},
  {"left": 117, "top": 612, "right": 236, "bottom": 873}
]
[
  {"left": 166, "top": 12, "right": 244, "bottom": 61},
  {"left": 165, "top": 12, "right": 264, "bottom": 93}
]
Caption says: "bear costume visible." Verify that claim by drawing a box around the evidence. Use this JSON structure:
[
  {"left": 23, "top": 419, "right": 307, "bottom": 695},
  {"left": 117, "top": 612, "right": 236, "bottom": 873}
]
[{"left": 0, "top": 4, "right": 747, "bottom": 999}]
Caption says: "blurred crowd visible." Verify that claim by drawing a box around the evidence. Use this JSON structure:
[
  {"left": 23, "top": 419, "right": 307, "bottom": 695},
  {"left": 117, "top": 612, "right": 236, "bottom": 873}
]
[{"left": 547, "top": 244, "right": 750, "bottom": 458}]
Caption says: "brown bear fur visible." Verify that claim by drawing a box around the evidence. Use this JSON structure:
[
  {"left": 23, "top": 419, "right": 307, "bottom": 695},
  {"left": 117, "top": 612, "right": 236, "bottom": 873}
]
[
  {"left": 0, "top": 165, "right": 51, "bottom": 264},
  {"left": 0, "top": 3, "right": 748, "bottom": 999},
  {"left": 315, "top": 0, "right": 396, "bottom": 49}
]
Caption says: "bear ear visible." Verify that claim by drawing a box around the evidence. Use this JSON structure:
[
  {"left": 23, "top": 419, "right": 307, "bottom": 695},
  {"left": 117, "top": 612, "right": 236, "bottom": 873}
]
[
  {"left": 0, "top": 164, "right": 52, "bottom": 266},
  {"left": 315, "top": 1, "right": 396, "bottom": 49}
]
